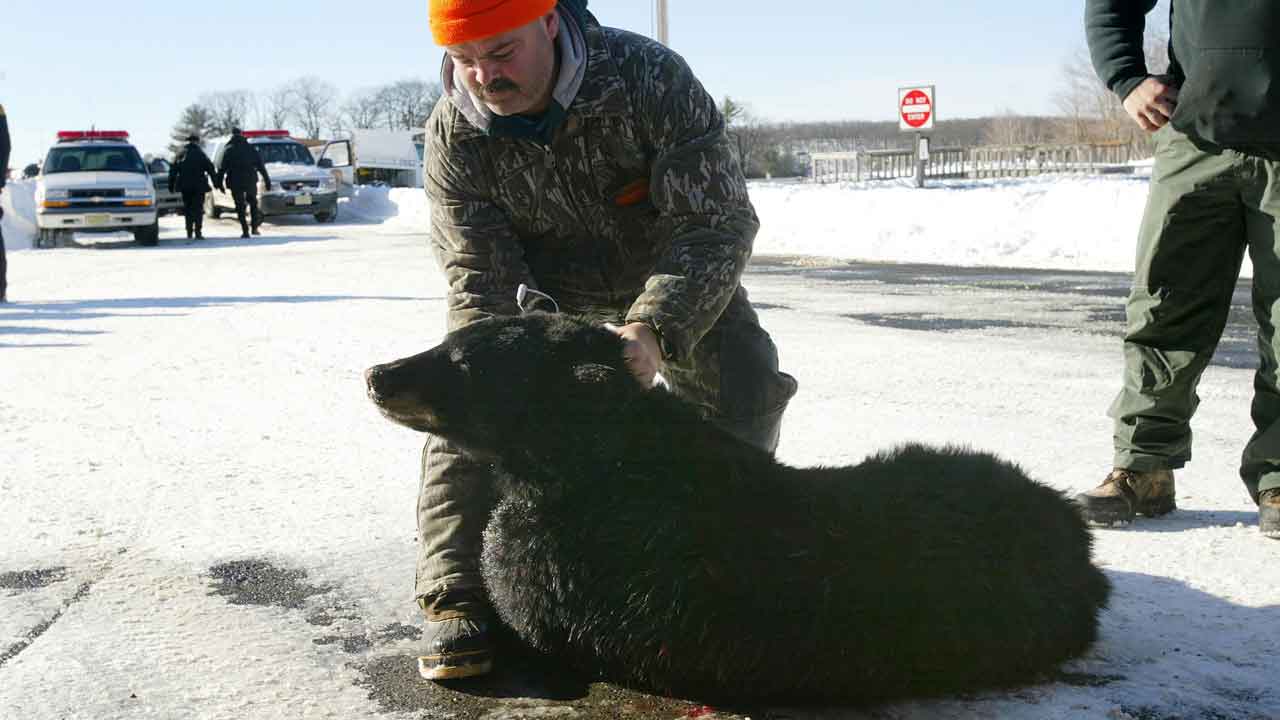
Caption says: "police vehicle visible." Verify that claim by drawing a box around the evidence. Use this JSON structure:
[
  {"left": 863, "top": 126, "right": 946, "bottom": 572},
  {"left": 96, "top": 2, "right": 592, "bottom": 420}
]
[
  {"left": 34, "top": 131, "right": 159, "bottom": 247},
  {"left": 205, "top": 130, "right": 339, "bottom": 224}
]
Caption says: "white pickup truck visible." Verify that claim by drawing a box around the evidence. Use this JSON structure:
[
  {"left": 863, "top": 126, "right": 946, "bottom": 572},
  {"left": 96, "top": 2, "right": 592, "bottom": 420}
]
[
  {"left": 204, "top": 130, "right": 339, "bottom": 223},
  {"left": 34, "top": 130, "right": 159, "bottom": 247}
]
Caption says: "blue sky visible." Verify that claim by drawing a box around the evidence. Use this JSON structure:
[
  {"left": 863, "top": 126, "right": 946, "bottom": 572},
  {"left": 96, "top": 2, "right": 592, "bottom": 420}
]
[{"left": 2, "top": 1, "right": 1133, "bottom": 163}]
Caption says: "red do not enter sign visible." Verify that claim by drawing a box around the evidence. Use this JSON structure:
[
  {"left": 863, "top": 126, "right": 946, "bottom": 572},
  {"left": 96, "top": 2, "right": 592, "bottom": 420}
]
[{"left": 900, "top": 89, "right": 932, "bottom": 129}]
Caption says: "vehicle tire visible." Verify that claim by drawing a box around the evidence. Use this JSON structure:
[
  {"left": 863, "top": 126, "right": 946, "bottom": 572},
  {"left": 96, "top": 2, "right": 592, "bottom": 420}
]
[
  {"left": 134, "top": 223, "right": 160, "bottom": 247},
  {"left": 315, "top": 208, "right": 337, "bottom": 223},
  {"left": 206, "top": 194, "right": 222, "bottom": 219}
]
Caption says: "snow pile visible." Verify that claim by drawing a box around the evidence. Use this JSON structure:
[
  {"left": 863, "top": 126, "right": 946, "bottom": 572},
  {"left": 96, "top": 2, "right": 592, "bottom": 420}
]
[
  {"left": 1, "top": 179, "right": 37, "bottom": 250},
  {"left": 343, "top": 184, "right": 430, "bottom": 235},
  {"left": 750, "top": 175, "right": 1155, "bottom": 274}
]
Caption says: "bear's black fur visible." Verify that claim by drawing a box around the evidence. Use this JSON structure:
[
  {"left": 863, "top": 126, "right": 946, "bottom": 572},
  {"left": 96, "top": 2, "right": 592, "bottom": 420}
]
[{"left": 366, "top": 314, "right": 1111, "bottom": 705}]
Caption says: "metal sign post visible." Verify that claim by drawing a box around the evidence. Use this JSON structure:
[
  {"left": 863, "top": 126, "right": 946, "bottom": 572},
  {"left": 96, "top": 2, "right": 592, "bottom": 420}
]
[{"left": 899, "top": 85, "right": 935, "bottom": 188}]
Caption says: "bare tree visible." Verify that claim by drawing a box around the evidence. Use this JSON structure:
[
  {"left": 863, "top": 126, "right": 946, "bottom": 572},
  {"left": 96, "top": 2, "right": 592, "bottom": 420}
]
[
  {"left": 984, "top": 109, "right": 1047, "bottom": 146},
  {"left": 721, "top": 96, "right": 770, "bottom": 177},
  {"left": 200, "top": 90, "right": 254, "bottom": 136},
  {"left": 258, "top": 85, "right": 297, "bottom": 130},
  {"left": 341, "top": 87, "right": 385, "bottom": 130},
  {"left": 376, "top": 80, "right": 442, "bottom": 131},
  {"left": 291, "top": 76, "right": 339, "bottom": 139}
]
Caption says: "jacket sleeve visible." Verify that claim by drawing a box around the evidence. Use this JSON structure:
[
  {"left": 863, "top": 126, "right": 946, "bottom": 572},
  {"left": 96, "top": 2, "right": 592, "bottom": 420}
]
[
  {"left": 622, "top": 49, "right": 759, "bottom": 364},
  {"left": 424, "top": 105, "right": 536, "bottom": 331},
  {"left": 0, "top": 106, "right": 10, "bottom": 190},
  {"left": 168, "top": 156, "right": 181, "bottom": 192},
  {"left": 202, "top": 154, "right": 218, "bottom": 186},
  {"left": 255, "top": 152, "right": 270, "bottom": 185},
  {"left": 1086, "top": 0, "right": 1160, "bottom": 102}
]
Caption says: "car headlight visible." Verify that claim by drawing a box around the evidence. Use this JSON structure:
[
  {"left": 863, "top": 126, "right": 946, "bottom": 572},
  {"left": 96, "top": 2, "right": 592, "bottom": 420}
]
[
  {"left": 125, "top": 188, "right": 152, "bottom": 198},
  {"left": 38, "top": 188, "right": 70, "bottom": 209}
]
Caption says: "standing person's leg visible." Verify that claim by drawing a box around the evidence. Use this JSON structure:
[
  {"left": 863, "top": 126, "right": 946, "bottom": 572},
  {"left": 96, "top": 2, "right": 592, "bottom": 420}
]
[
  {"left": 0, "top": 219, "right": 7, "bottom": 302},
  {"left": 232, "top": 189, "right": 250, "bottom": 236},
  {"left": 415, "top": 434, "right": 498, "bottom": 679},
  {"left": 181, "top": 192, "right": 198, "bottom": 238},
  {"left": 246, "top": 186, "right": 262, "bottom": 234},
  {"left": 661, "top": 287, "right": 798, "bottom": 454},
  {"left": 1237, "top": 154, "right": 1280, "bottom": 537},
  {"left": 191, "top": 192, "right": 206, "bottom": 238},
  {"left": 1078, "top": 127, "right": 1247, "bottom": 525}
]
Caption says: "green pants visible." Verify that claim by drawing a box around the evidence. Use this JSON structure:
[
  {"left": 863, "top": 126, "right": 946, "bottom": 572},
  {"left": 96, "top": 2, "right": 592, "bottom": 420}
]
[
  {"left": 1111, "top": 125, "right": 1280, "bottom": 503},
  {"left": 415, "top": 287, "right": 799, "bottom": 601}
]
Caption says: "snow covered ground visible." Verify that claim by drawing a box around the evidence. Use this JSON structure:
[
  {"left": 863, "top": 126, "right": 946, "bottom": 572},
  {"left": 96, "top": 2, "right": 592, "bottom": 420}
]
[{"left": 1, "top": 175, "right": 1277, "bottom": 719}]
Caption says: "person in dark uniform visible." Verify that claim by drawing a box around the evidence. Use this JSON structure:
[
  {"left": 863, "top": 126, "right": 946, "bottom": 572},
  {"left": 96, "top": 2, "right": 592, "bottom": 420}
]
[
  {"left": 168, "top": 135, "right": 222, "bottom": 240},
  {"left": 0, "top": 102, "right": 10, "bottom": 302},
  {"left": 217, "top": 128, "right": 271, "bottom": 239}
]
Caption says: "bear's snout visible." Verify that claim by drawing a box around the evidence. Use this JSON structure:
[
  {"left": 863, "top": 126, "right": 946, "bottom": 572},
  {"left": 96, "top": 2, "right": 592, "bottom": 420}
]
[{"left": 364, "top": 364, "right": 390, "bottom": 404}]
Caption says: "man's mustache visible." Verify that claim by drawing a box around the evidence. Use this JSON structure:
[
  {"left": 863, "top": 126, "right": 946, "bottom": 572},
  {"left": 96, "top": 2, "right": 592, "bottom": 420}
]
[{"left": 483, "top": 78, "right": 519, "bottom": 95}]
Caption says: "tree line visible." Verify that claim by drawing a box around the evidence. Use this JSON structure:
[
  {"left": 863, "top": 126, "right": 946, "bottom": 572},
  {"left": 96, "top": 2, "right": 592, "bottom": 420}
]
[{"left": 168, "top": 77, "right": 442, "bottom": 156}]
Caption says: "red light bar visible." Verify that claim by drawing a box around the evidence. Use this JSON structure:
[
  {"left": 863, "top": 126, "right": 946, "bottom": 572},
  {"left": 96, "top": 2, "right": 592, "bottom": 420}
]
[
  {"left": 242, "top": 130, "right": 290, "bottom": 139},
  {"left": 57, "top": 130, "right": 130, "bottom": 141}
]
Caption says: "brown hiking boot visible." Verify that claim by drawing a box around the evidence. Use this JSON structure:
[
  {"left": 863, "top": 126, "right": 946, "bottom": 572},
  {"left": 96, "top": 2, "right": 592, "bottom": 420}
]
[
  {"left": 1075, "top": 468, "right": 1176, "bottom": 526},
  {"left": 416, "top": 589, "right": 494, "bottom": 680},
  {"left": 1260, "top": 488, "right": 1280, "bottom": 539}
]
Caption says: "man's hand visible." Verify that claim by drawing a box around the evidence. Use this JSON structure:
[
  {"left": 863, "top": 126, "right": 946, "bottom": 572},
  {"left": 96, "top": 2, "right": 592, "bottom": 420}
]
[
  {"left": 1123, "top": 76, "right": 1179, "bottom": 132},
  {"left": 604, "top": 322, "right": 663, "bottom": 388}
]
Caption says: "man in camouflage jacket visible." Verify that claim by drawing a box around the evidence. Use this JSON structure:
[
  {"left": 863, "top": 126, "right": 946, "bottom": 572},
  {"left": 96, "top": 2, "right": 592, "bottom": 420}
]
[{"left": 415, "top": 0, "right": 797, "bottom": 680}]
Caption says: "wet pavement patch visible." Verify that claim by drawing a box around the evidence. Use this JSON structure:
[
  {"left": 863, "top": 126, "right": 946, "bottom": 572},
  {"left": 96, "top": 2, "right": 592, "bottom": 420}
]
[
  {"left": 314, "top": 623, "right": 421, "bottom": 654},
  {"left": 751, "top": 303, "right": 791, "bottom": 311},
  {"left": 843, "top": 312, "right": 1048, "bottom": 333},
  {"left": 1, "top": 581, "right": 94, "bottom": 669},
  {"left": 207, "top": 559, "right": 331, "bottom": 609},
  {"left": 0, "top": 566, "right": 68, "bottom": 592},
  {"left": 354, "top": 647, "right": 719, "bottom": 719}
]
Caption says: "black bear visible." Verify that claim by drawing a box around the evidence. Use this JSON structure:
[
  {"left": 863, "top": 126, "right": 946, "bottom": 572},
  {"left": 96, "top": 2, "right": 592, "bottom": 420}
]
[{"left": 365, "top": 313, "right": 1111, "bottom": 705}]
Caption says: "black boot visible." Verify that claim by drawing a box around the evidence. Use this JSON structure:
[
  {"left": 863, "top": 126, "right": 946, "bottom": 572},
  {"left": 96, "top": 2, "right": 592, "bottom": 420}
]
[
  {"left": 240, "top": 225, "right": 250, "bottom": 239},
  {"left": 417, "top": 589, "right": 494, "bottom": 680}
]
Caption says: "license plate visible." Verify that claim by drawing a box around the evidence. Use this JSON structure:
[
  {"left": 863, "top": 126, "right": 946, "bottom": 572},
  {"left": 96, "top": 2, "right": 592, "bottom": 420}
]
[
  {"left": 85, "top": 214, "right": 110, "bottom": 226},
  {"left": 295, "top": 194, "right": 312, "bottom": 206}
]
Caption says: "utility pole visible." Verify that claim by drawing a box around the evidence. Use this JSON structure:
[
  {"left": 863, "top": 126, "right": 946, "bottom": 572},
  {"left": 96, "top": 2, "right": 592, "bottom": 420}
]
[{"left": 655, "top": 0, "right": 669, "bottom": 46}]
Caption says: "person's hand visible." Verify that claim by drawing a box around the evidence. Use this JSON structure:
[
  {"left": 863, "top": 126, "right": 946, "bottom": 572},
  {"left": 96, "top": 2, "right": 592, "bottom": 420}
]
[
  {"left": 604, "top": 322, "right": 663, "bottom": 388},
  {"left": 1123, "top": 76, "right": 1179, "bottom": 132},
  {"left": 264, "top": 181, "right": 273, "bottom": 192}
]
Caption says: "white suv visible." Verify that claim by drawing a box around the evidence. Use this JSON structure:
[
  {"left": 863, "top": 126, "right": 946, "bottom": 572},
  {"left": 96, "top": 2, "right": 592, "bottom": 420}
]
[
  {"left": 205, "top": 131, "right": 339, "bottom": 224},
  {"left": 34, "top": 131, "right": 159, "bottom": 247}
]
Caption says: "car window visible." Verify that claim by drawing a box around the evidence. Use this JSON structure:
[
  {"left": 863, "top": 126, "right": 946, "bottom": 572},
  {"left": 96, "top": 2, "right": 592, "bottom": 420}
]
[
  {"left": 253, "top": 142, "right": 316, "bottom": 166},
  {"left": 44, "top": 146, "right": 146, "bottom": 174}
]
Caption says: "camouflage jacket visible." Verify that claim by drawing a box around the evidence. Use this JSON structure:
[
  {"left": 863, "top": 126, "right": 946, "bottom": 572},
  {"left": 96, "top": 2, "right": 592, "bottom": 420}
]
[{"left": 424, "top": 8, "right": 759, "bottom": 363}]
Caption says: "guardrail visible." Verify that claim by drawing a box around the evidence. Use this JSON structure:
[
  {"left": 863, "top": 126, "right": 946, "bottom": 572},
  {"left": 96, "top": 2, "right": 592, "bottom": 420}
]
[{"left": 810, "top": 142, "right": 1134, "bottom": 183}]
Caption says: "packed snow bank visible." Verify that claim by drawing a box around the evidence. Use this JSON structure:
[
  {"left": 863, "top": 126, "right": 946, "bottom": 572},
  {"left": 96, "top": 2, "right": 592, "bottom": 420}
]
[
  {"left": 343, "top": 185, "right": 430, "bottom": 235},
  {"left": 1, "top": 179, "right": 37, "bottom": 250},
  {"left": 749, "top": 175, "right": 1158, "bottom": 274}
]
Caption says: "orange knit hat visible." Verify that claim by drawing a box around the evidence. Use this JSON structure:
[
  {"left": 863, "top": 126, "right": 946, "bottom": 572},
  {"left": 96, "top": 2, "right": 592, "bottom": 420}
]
[{"left": 429, "top": 0, "right": 557, "bottom": 46}]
